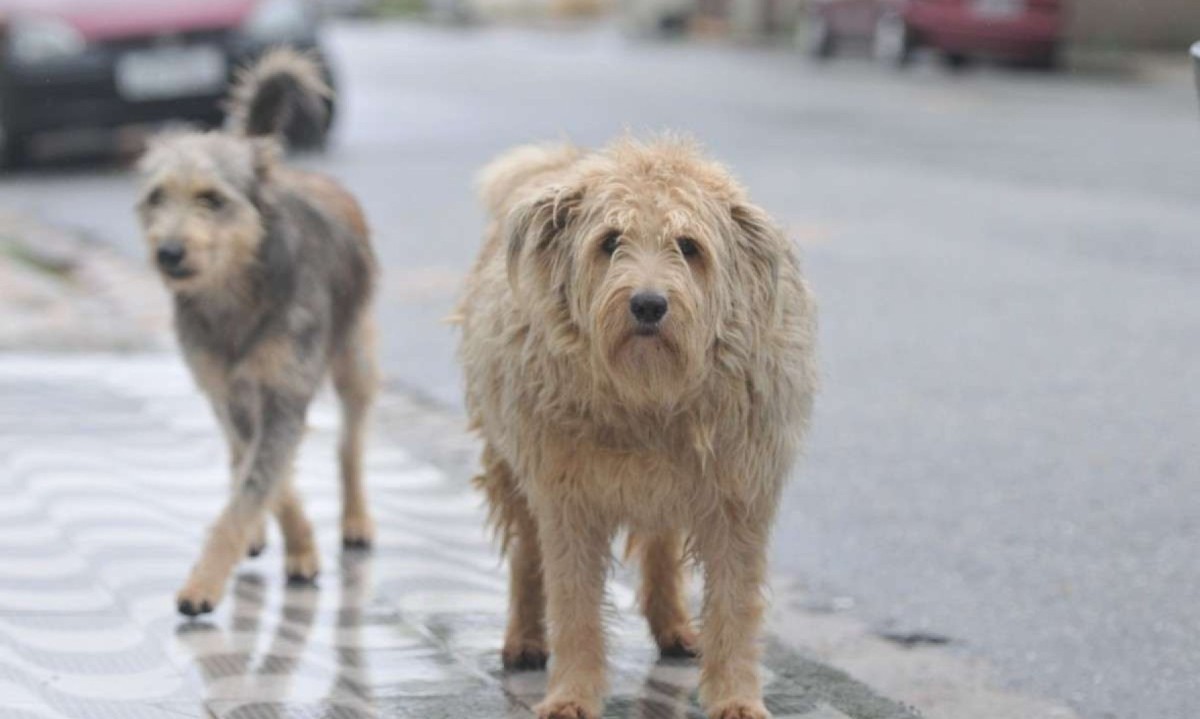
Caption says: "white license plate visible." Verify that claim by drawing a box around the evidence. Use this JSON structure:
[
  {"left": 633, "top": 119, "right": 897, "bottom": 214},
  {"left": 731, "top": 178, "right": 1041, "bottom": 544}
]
[
  {"left": 973, "top": 0, "right": 1023, "bottom": 18},
  {"left": 116, "top": 45, "right": 225, "bottom": 102}
]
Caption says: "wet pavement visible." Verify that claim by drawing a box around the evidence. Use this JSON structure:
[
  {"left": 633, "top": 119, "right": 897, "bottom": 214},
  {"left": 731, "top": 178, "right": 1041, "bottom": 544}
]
[
  {"left": 4, "top": 20, "right": 1200, "bottom": 718},
  {"left": 0, "top": 354, "right": 917, "bottom": 719}
]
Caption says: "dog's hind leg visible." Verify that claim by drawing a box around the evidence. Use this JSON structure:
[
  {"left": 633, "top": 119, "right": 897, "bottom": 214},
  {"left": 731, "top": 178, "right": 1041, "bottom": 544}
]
[
  {"left": 274, "top": 476, "right": 319, "bottom": 582},
  {"left": 176, "top": 381, "right": 312, "bottom": 616},
  {"left": 475, "top": 445, "right": 548, "bottom": 670},
  {"left": 630, "top": 529, "right": 698, "bottom": 658},
  {"left": 332, "top": 319, "right": 378, "bottom": 549}
]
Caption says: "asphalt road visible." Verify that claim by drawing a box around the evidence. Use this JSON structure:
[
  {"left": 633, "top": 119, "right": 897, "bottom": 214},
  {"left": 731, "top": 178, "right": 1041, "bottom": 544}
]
[{"left": 3, "top": 20, "right": 1200, "bottom": 719}]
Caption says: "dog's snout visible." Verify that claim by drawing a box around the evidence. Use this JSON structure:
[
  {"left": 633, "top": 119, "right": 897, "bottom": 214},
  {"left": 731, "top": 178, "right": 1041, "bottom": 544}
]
[
  {"left": 630, "top": 292, "right": 668, "bottom": 325},
  {"left": 156, "top": 243, "right": 187, "bottom": 270}
]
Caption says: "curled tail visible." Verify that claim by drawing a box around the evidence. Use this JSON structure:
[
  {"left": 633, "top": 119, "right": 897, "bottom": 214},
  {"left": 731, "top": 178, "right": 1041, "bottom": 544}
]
[{"left": 227, "top": 47, "right": 331, "bottom": 139}]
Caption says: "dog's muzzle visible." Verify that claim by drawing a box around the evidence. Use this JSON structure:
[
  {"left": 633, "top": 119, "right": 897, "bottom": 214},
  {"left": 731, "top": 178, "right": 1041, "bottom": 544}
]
[{"left": 156, "top": 243, "right": 193, "bottom": 279}]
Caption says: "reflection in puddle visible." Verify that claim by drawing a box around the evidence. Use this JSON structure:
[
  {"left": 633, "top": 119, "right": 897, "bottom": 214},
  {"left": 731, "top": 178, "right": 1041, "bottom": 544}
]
[{"left": 176, "top": 554, "right": 378, "bottom": 715}]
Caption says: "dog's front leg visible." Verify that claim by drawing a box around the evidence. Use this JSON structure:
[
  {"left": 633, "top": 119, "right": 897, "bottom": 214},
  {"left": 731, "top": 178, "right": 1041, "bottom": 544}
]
[
  {"left": 214, "top": 389, "right": 268, "bottom": 557},
  {"left": 534, "top": 499, "right": 613, "bottom": 719},
  {"left": 696, "top": 509, "right": 772, "bottom": 719},
  {"left": 176, "top": 383, "right": 310, "bottom": 616}
]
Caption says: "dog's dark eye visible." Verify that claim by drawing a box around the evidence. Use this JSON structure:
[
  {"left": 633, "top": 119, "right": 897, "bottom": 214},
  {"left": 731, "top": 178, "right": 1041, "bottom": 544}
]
[
  {"left": 677, "top": 236, "right": 700, "bottom": 258},
  {"left": 196, "top": 190, "right": 225, "bottom": 211},
  {"left": 144, "top": 187, "right": 164, "bottom": 208},
  {"left": 601, "top": 231, "right": 621, "bottom": 256}
]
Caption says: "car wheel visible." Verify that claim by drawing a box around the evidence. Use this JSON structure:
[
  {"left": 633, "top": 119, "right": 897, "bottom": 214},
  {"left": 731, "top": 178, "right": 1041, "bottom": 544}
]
[
  {"left": 282, "top": 64, "right": 336, "bottom": 152},
  {"left": 0, "top": 130, "right": 29, "bottom": 170},
  {"left": 1029, "top": 45, "right": 1061, "bottom": 71},
  {"left": 804, "top": 13, "right": 836, "bottom": 60},
  {"left": 284, "top": 98, "right": 334, "bottom": 151},
  {"left": 942, "top": 52, "right": 971, "bottom": 70},
  {"left": 873, "top": 12, "right": 913, "bottom": 67},
  {"left": 657, "top": 12, "right": 690, "bottom": 36}
]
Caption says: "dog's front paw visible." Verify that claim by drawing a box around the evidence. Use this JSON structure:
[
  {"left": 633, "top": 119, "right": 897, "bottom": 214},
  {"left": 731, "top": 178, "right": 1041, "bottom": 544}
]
[
  {"left": 536, "top": 697, "right": 599, "bottom": 719},
  {"left": 176, "top": 576, "right": 224, "bottom": 617},
  {"left": 502, "top": 639, "right": 548, "bottom": 671},
  {"left": 285, "top": 548, "right": 320, "bottom": 584},
  {"left": 341, "top": 513, "right": 375, "bottom": 550},
  {"left": 709, "top": 699, "right": 770, "bottom": 719},
  {"left": 656, "top": 625, "right": 700, "bottom": 659}
]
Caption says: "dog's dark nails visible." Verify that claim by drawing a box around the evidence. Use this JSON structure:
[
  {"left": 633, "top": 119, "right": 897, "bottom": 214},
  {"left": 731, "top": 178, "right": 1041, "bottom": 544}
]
[
  {"left": 659, "top": 638, "right": 699, "bottom": 659},
  {"left": 503, "top": 648, "right": 549, "bottom": 671}
]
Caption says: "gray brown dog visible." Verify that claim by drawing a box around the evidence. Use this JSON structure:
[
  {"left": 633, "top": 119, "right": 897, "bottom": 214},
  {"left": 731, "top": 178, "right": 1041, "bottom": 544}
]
[
  {"left": 457, "top": 137, "right": 818, "bottom": 719},
  {"left": 136, "top": 49, "right": 379, "bottom": 617}
]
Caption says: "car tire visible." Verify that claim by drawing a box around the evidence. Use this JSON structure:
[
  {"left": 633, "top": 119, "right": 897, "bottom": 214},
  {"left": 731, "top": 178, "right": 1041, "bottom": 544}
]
[
  {"left": 942, "top": 52, "right": 971, "bottom": 70},
  {"left": 804, "top": 13, "right": 837, "bottom": 60},
  {"left": 284, "top": 99, "right": 333, "bottom": 151},
  {"left": 281, "top": 63, "right": 336, "bottom": 152},
  {"left": 0, "top": 131, "right": 29, "bottom": 171},
  {"left": 873, "top": 12, "right": 913, "bottom": 67},
  {"left": 1029, "top": 45, "right": 1061, "bottom": 71}
]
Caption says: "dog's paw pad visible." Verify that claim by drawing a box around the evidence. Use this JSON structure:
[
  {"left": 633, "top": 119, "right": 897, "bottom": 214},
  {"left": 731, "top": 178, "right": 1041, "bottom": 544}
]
[
  {"left": 176, "top": 598, "right": 214, "bottom": 617},
  {"left": 710, "top": 700, "right": 770, "bottom": 719},
  {"left": 657, "top": 627, "right": 700, "bottom": 659},
  {"left": 284, "top": 550, "right": 320, "bottom": 584},
  {"left": 175, "top": 582, "right": 220, "bottom": 617},
  {"left": 341, "top": 515, "right": 375, "bottom": 551},
  {"left": 536, "top": 699, "right": 597, "bottom": 719},
  {"left": 502, "top": 643, "right": 549, "bottom": 671}
]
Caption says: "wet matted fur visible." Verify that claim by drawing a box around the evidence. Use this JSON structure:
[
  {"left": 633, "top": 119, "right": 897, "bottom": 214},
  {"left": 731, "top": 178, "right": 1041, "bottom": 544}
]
[
  {"left": 457, "top": 137, "right": 818, "bottom": 719},
  {"left": 135, "top": 49, "right": 379, "bottom": 616}
]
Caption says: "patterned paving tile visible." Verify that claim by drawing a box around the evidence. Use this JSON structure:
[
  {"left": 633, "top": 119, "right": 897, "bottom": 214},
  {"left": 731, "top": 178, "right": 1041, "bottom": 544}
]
[{"left": 0, "top": 355, "right": 916, "bottom": 719}]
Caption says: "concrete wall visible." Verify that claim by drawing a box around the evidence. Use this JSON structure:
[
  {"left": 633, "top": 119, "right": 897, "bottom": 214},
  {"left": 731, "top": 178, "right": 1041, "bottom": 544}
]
[
  {"left": 1069, "top": 0, "right": 1200, "bottom": 49},
  {"left": 616, "top": 0, "right": 1200, "bottom": 48},
  {"left": 468, "top": 0, "right": 612, "bottom": 19},
  {"left": 725, "top": 0, "right": 1200, "bottom": 49}
]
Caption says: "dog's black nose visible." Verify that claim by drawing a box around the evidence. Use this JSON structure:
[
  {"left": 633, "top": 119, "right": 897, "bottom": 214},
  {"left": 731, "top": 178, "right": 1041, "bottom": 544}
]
[
  {"left": 156, "top": 243, "right": 186, "bottom": 270},
  {"left": 630, "top": 292, "right": 668, "bottom": 325}
]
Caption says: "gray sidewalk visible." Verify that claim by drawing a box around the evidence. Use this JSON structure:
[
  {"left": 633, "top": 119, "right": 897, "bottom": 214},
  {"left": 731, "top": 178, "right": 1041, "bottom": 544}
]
[{"left": 0, "top": 354, "right": 917, "bottom": 719}]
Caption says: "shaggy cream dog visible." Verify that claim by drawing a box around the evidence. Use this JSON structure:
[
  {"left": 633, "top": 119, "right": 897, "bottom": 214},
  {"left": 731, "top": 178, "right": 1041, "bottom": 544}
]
[{"left": 457, "top": 137, "right": 817, "bottom": 719}]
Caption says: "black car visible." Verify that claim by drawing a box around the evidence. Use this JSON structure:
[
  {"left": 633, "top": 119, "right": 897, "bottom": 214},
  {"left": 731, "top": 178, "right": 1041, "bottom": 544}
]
[{"left": 0, "top": 0, "right": 335, "bottom": 168}]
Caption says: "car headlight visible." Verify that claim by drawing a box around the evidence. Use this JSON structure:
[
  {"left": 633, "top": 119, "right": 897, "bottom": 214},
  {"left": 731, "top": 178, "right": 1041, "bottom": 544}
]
[
  {"left": 9, "top": 16, "right": 87, "bottom": 64},
  {"left": 242, "top": 0, "right": 313, "bottom": 43}
]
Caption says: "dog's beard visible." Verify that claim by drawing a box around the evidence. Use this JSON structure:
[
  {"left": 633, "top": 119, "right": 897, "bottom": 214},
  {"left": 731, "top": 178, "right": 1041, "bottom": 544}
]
[{"left": 591, "top": 289, "right": 708, "bottom": 408}]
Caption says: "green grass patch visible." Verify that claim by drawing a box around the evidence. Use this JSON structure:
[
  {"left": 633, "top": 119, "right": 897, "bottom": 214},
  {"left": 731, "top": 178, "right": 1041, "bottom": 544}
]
[
  {"left": 372, "top": 0, "right": 428, "bottom": 17},
  {"left": 0, "top": 239, "right": 73, "bottom": 280}
]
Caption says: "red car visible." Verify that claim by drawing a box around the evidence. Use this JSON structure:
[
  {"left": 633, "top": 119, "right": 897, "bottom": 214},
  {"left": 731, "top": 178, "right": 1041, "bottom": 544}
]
[
  {"left": 807, "top": 0, "right": 1064, "bottom": 69},
  {"left": 0, "top": 0, "right": 335, "bottom": 167}
]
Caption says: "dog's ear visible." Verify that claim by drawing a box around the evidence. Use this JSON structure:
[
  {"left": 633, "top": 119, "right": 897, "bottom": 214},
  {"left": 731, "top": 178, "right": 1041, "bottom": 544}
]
[
  {"left": 730, "top": 201, "right": 785, "bottom": 321},
  {"left": 504, "top": 184, "right": 583, "bottom": 293}
]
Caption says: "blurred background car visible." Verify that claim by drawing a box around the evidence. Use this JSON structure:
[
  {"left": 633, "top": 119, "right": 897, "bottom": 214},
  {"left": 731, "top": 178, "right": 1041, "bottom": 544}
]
[
  {"left": 806, "top": 0, "right": 1064, "bottom": 69},
  {"left": 1193, "top": 40, "right": 1200, "bottom": 105},
  {"left": 619, "top": 0, "right": 695, "bottom": 35},
  {"left": 0, "top": 0, "right": 336, "bottom": 168}
]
